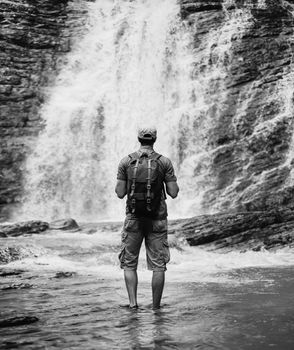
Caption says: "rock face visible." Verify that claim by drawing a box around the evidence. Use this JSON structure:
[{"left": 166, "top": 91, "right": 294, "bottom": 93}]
[
  {"left": 1, "top": 0, "right": 294, "bottom": 219},
  {"left": 178, "top": 0, "right": 294, "bottom": 213},
  {"left": 0, "top": 0, "right": 92, "bottom": 220},
  {"left": 169, "top": 209, "right": 294, "bottom": 251},
  {"left": 0, "top": 220, "right": 48, "bottom": 237}
]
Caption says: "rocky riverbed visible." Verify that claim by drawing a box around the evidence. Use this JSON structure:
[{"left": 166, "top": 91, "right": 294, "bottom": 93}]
[{"left": 1, "top": 209, "right": 294, "bottom": 266}]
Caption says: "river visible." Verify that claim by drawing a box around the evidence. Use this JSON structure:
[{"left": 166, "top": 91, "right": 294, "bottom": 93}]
[{"left": 1, "top": 226, "right": 294, "bottom": 349}]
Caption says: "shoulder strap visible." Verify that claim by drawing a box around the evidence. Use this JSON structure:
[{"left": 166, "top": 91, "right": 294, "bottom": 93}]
[
  {"left": 128, "top": 152, "right": 139, "bottom": 160},
  {"left": 130, "top": 157, "right": 140, "bottom": 213},
  {"left": 149, "top": 152, "right": 162, "bottom": 160}
]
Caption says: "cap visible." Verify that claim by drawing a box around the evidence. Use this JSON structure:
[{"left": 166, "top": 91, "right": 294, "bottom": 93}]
[{"left": 137, "top": 127, "right": 157, "bottom": 141}]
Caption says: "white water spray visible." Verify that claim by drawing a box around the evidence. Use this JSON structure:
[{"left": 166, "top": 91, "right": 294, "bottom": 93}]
[{"left": 18, "top": 1, "right": 260, "bottom": 221}]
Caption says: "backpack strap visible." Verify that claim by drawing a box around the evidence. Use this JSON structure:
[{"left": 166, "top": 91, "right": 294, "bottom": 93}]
[
  {"left": 149, "top": 152, "right": 162, "bottom": 160},
  {"left": 128, "top": 152, "right": 139, "bottom": 161},
  {"left": 146, "top": 158, "right": 152, "bottom": 212},
  {"left": 130, "top": 158, "right": 140, "bottom": 213}
]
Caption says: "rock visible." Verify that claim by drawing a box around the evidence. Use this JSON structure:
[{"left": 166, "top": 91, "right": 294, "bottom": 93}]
[
  {"left": 0, "top": 220, "right": 49, "bottom": 236},
  {"left": 0, "top": 269, "right": 25, "bottom": 277},
  {"left": 181, "top": 0, "right": 222, "bottom": 18},
  {"left": 0, "top": 0, "right": 93, "bottom": 220},
  {"left": 168, "top": 209, "right": 294, "bottom": 251},
  {"left": 0, "top": 316, "right": 39, "bottom": 328},
  {"left": 0, "top": 244, "right": 45, "bottom": 264},
  {"left": 1, "top": 283, "right": 32, "bottom": 290},
  {"left": 53, "top": 271, "right": 77, "bottom": 278},
  {"left": 49, "top": 218, "right": 80, "bottom": 231},
  {"left": 1, "top": 0, "right": 294, "bottom": 219}
]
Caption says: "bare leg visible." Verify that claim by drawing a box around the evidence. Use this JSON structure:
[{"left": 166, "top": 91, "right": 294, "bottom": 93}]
[
  {"left": 124, "top": 270, "right": 138, "bottom": 307},
  {"left": 152, "top": 271, "right": 165, "bottom": 309}
]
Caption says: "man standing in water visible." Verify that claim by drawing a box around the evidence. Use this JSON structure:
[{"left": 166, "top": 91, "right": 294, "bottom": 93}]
[{"left": 115, "top": 127, "right": 179, "bottom": 309}]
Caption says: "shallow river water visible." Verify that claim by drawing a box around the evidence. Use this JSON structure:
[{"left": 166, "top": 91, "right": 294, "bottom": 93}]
[{"left": 1, "top": 227, "right": 294, "bottom": 349}]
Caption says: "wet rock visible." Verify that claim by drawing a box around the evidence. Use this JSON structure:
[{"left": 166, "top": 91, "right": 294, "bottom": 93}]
[
  {"left": 181, "top": 0, "right": 222, "bottom": 19},
  {"left": 181, "top": 1, "right": 294, "bottom": 214},
  {"left": 0, "top": 269, "right": 25, "bottom": 277},
  {"left": 49, "top": 218, "right": 80, "bottom": 231},
  {"left": 0, "top": 220, "right": 49, "bottom": 237},
  {"left": 169, "top": 209, "right": 294, "bottom": 251},
  {"left": 0, "top": 0, "right": 93, "bottom": 220},
  {"left": 1, "top": 283, "right": 32, "bottom": 290},
  {"left": 53, "top": 271, "right": 77, "bottom": 278},
  {"left": 0, "top": 316, "right": 39, "bottom": 328},
  {"left": 0, "top": 244, "right": 45, "bottom": 264}
]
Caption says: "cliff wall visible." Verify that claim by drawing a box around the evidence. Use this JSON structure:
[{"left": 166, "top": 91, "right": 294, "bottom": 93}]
[
  {"left": 180, "top": 0, "right": 294, "bottom": 213},
  {"left": 0, "top": 0, "right": 91, "bottom": 220},
  {"left": 1, "top": 0, "right": 294, "bottom": 220}
]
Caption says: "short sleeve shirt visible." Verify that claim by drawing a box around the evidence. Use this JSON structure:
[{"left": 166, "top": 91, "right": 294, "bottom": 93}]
[{"left": 117, "top": 149, "right": 177, "bottom": 219}]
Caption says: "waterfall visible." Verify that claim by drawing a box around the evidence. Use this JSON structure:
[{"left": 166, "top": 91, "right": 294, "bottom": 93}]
[
  {"left": 18, "top": 0, "right": 273, "bottom": 222},
  {"left": 19, "top": 0, "right": 182, "bottom": 221}
]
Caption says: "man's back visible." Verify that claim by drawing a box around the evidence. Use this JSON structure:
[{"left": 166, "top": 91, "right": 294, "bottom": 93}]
[{"left": 116, "top": 146, "right": 178, "bottom": 219}]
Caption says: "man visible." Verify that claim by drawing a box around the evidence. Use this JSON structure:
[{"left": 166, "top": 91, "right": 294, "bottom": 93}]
[{"left": 115, "top": 127, "right": 179, "bottom": 309}]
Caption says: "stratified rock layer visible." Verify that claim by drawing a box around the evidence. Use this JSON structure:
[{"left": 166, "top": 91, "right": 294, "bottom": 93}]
[
  {"left": 0, "top": 0, "right": 91, "bottom": 220},
  {"left": 179, "top": 0, "right": 294, "bottom": 213},
  {"left": 1, "top": 0, "right": 294, "bottom": 219},
  {"left": 168, "top": 209, "right": 294, "bottom": 251}
]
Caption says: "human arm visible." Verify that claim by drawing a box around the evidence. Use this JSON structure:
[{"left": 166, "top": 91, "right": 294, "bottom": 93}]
[
  {"left": 162, "top": 156, "right": 179, "bottom": 199},
  {"left": 166, "top": 181, "right": 179, "bottom": 198},
  {"left": 115, "top": 156, "right": 128, "bottom": 199},
  {"left": 115, "top": 180, "right": 127, "bottom": 199}
]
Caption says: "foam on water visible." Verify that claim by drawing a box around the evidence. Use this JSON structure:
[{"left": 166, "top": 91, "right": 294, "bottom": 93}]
[{"left": 4, "top": 229, "right": 294, "bottom": 283}]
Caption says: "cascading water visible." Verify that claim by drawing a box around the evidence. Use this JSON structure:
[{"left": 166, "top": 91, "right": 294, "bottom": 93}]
[
  {"left": 19, "top": 0, "right": 182, "bottom": 221},
  {"left": 18, "top": 0, "right": 269, "bottom": 222}
]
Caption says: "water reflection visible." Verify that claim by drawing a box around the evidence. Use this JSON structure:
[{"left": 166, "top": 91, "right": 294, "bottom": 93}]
[{"left": 114, "top": 307, "right": 176, "bottom": 350}]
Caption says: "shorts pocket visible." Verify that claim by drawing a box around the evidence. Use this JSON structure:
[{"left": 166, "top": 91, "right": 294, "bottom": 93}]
[
  {"left": 119, "top": 230, "right": 128, "bottom": 264},
  {"left": 124, "top": 219, "right": 139, "bottom": 232},
  {"left": 152, "top": 219, "right": 167, "bottom": 233},
  {"left": 162, "top": 238, "right": 170, "bottom": 264}
]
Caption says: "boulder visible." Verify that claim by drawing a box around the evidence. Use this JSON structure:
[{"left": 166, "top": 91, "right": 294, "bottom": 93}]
[
  {"left": 53, "top": 271, "right": 77, "bottom": 278},
  {"left": 168, "top": 209, "right": 294, "bottom": 251},
  {"left": 0, "top": 220, "right": 48, "bottom": 237},
  {"left": 0, "top": 244, "right": 45, "bottom": 264},
  {"left": 49, "top": 218, "right": 80, "bottom": 231},
  {"left": 0, "top": 316, "right": 39, "bottom": 328},
  {"left": 0, "top": 269, "right": 25, "bottom": 277},
  {"left": 1, "top": 283, "right": 32, "bottom": 290}
]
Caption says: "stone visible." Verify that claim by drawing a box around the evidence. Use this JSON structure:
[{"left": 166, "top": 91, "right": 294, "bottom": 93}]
[
  {"left": 0, "top": 0, "right": 93, "bottom": 220},
  {"left": 0, "top": 269, "right": 25, "bottom": 277},
  {"left": 168, "top": 209, "right": 294, "bottom": 251},
  {"left": 53, "top": 271, "right": 77, "bottom": 278},
  {"left": 0, "top": 220, "right": 49, "bottom": 237},
  {"left": 0, "top": 316, "right": 39, "bottom": 328},
  {"left": 49, "top": 218, "right": 79, "bottom": 231},
  {"left": 0, "top": 244, "right": 46, "bottom": 264},
  {"left": 1, "top": 283, "right": 32, "bottom": 290}
]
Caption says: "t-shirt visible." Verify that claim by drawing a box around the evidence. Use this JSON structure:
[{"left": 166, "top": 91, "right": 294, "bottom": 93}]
[{"left": 117, "top": 147, "right": 177, "bottom": 219}]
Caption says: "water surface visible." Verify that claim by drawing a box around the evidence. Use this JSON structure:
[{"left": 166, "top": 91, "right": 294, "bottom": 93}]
[{"left": 1, "top": 228, "right": 294, "bottom": 349}]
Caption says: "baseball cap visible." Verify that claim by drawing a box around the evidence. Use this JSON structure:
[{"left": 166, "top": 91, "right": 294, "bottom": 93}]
[{"left": 137, "top": 127, "right": 157, "bottom": 141}]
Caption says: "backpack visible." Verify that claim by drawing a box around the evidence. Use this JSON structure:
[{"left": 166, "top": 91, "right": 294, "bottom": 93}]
[{"left": 126, "top": 151, "right": 165, "bottom": 218}]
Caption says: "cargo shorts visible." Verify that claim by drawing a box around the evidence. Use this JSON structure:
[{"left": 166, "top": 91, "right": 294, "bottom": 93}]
[{"left": 118, "top": 217, "right": 170, "bottom": 271}]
